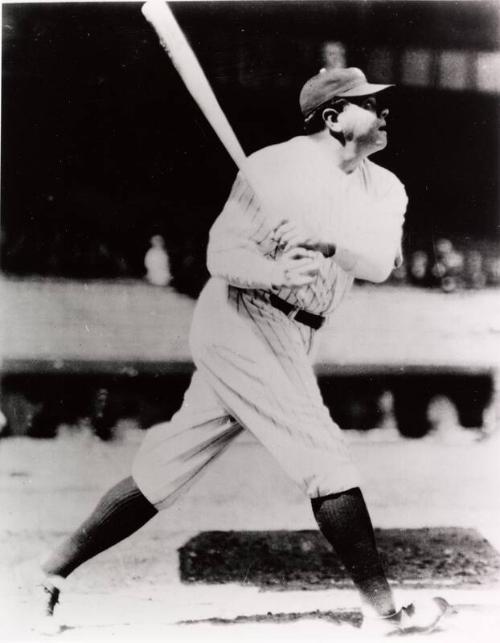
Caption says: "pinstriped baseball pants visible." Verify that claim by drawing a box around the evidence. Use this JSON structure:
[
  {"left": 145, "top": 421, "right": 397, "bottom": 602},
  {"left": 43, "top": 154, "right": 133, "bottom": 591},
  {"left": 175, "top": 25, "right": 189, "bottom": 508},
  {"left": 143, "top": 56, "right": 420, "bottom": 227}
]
[{"left": 132, "top": 277, "right": 361, "bottom": 510}]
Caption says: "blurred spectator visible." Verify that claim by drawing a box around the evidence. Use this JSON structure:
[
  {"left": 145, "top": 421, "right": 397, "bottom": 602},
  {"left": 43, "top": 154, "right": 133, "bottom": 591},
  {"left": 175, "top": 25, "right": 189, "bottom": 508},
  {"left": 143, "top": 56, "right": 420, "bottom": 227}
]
[
  {"left": 170, "top": 238, "right": 209, "bottom": 297},
  {"left": 484, "top": 255, "right": 500, "bottom": 286},
  {"left": 426, "top": 395, "right": 480, "bottom": 444},
  {"left": 321, "top": 41, "right": 346, "bottom": 70},
  {"left": 144, "top": 234, "right": 171, "bottom": 287},
  {"left": 408, "top": 250, "right": 430, "bottom": 287},
  {"left": 89, "top": 240, "right": 115, "bottom": 276},
  {"left": 90, "top": 387, "right": 117, "bottom": 441},
  {"left": 0, "top": 409, "right": 7, "bottom": 437},
  {"left": 430, "top": 238, "right": 464, "bottom": 293},
  {"left": 463, "top": 249, "right": 487, "bottom": 289},
  {"left": 390, "top": 259, "right": 407, "bottom": 284}
]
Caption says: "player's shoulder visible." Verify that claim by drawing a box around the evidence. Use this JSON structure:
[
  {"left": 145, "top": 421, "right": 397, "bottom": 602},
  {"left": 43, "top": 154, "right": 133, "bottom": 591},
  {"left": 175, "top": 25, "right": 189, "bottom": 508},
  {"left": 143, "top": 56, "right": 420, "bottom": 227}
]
[
  {"left": 246, "top": 137, "right": 311, "bottom": 167},
  {"left": 365, "top": 158, "right": 403, "bottom": 186},
  {"left": 363, "top": 159, "right": 408, "bottom": 216}
]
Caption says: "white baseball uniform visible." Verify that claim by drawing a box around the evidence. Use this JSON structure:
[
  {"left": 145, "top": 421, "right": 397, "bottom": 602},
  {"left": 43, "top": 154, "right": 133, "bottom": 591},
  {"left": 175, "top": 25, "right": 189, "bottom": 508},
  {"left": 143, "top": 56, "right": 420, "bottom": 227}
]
[{"left": 132, "top": 135, "right": 407, "bottom": 510}]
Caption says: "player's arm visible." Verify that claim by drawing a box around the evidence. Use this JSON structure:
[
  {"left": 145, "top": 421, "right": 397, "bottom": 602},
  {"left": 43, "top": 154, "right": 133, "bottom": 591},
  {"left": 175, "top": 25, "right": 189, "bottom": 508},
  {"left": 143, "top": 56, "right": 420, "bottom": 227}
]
[
  {"left": 341, "top": 182, "right": 407, "bottom": 282},
  {"left": 334, "top": 223, "right": 403, "bottom": 282},
  {"left": 207, "top": 173, "right": 320, "bottom": 289},
  {"left": 273, "top": 182, "right": 407, "bottom": 283},
  {"left": 272, "top": 218, "right": 398, "bottom": 282}
]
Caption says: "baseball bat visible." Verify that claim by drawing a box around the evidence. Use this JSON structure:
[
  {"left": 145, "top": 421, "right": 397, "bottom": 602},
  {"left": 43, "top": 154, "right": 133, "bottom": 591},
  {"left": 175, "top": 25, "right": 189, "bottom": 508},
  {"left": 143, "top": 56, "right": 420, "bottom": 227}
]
[{"left": 141, "top": 0, "right": 248, "bottom": 172}]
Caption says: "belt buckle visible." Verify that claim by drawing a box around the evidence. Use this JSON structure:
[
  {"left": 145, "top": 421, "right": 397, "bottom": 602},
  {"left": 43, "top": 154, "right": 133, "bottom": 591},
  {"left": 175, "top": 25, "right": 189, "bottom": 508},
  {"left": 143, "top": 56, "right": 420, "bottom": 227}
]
[{"left": 287, "top": 306, "right": 301, "bottom": 321}]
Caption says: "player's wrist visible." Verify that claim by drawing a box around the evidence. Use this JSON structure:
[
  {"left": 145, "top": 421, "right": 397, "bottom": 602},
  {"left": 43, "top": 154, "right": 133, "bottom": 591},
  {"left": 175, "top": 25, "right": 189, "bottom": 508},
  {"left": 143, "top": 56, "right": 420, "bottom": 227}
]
[{"left": 270, "top": 262, "right": 286, "bottom": 288}]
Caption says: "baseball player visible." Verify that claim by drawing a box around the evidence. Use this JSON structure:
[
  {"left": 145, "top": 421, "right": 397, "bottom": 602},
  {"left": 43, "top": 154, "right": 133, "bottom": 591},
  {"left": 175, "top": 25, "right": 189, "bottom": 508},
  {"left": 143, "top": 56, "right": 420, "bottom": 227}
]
[{"left": 38, "top": 67, "right": 447, "bottom": 635}]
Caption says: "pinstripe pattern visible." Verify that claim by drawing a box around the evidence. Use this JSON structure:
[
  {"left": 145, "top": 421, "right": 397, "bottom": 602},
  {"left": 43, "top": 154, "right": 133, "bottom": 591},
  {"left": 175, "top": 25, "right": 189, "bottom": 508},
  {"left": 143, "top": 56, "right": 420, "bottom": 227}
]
[
  {"left": 133, "top": 135, "right": 407, "bottom": 507},
  {"left": 208, "top": 136, "right": 406, "bottom": 317},
  {"left": 208, "top": 163, "right": 355, "bottom": 316},
  {"left": 133, "top": 278, "right": 361, "bottom": 505}
]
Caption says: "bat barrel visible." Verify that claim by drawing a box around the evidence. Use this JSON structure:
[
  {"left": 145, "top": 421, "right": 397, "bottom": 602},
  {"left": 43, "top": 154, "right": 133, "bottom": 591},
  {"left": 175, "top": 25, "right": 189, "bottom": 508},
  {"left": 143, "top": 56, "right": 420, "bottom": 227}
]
[{"left": 141, "top": 0, "right": 248, "bottom": 172}]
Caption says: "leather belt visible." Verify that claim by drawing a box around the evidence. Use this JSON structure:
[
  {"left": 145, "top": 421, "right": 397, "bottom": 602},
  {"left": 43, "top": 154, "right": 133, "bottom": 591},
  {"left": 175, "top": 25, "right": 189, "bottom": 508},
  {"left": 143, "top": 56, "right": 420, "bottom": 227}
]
[{"left": 269, "top": 294, "right": 325, "bottom": 330}]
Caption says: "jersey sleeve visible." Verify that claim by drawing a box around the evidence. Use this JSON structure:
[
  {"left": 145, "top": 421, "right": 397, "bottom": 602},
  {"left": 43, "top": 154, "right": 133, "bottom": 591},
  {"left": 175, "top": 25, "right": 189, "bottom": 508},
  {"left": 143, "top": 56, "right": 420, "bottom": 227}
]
[
  {"left": 206, "top": 171, "right": 280, "bottom": 289},
  {"left": 334, "top": 174, "right": 407, "bottom": 283}
]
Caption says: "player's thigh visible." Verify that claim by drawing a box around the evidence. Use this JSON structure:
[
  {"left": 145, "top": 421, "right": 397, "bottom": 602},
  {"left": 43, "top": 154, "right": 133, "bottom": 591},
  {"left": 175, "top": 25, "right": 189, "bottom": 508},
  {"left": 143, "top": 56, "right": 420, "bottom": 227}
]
[
  {"left": 132, "top": 370, "right": 242, "bottom": 509},
  {"left": 195, "top": 338, "right": 360, "bottom": 498}
]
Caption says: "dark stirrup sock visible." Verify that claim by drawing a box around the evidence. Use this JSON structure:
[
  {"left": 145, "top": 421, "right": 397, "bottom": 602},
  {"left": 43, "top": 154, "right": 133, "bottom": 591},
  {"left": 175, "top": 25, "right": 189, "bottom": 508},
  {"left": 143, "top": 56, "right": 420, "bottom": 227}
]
[
  {"left": 42, "top": 476, "right": 158, "bottom": 579},
  {"left": 311, "top": 487, "right": 396, "bottom": 617}
]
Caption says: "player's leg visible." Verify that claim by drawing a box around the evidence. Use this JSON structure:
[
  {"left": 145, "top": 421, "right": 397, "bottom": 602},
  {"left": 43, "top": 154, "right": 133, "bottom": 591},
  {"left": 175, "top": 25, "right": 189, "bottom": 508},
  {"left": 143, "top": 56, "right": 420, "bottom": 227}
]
[
  {"left": 130, "top": 370, "right": 243, "bottom": 511},
  {"left": 193, "top": 322, "right": 394, "bottom": 615},
  {"left": 191, "top": 289, "right": 446, "bottom": 632},
  {"left": 197, "top": 363, "right": 396, "bottom": 616},
  {"left": 198, "top": 347, "right": 447, "bottom": 631},
  {"left": 38, "top": 369, "right": 241, "bottom": 626},
  {"left": 311, "top": 487, "right": 396, "bottom": 617},
  {"left": 38, "top": 475, "right": 156, "bottom": 628},
  {"left": 41, "top": 475, "right": 157, "bottom": 581}
]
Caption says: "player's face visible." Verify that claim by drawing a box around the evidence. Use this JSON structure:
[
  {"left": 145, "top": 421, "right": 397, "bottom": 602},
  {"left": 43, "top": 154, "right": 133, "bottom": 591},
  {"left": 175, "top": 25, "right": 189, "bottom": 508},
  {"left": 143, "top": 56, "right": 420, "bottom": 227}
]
[{"left": 339, "top": 95, "right": 389, "bottom": 153}]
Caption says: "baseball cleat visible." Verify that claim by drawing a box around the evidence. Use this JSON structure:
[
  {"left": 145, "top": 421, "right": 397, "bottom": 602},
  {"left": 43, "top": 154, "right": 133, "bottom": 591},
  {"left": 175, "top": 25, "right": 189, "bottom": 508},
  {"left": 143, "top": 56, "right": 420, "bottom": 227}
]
[
  {"left": 34, "top": 575, "right": 65, "bottom": 635},
  {"left": 362, "top": 596, "right": 450, "bottom": 636}
]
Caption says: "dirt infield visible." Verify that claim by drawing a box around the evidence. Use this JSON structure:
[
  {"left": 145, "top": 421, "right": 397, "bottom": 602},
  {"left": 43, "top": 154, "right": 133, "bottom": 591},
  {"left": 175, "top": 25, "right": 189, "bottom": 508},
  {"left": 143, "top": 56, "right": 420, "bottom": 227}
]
[
  {"left": 179, "top": 528, "right": 500, "bottom": 589},
  {"left": 1, "top": 432, "right": 500, "bottom": 640}
]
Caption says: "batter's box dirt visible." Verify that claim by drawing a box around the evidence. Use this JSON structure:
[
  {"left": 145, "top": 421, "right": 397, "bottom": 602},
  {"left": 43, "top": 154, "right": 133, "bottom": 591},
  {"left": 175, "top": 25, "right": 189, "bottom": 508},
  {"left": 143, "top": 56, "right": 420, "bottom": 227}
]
[
  {"left": 179, "top": 528, "right": 500, "bottom": 589},
  {"left": 177, "top": 603, "right": 500, "bottom": 636},
  {"left": 179, "top": 608, "right": 362, "bottom": 628}
]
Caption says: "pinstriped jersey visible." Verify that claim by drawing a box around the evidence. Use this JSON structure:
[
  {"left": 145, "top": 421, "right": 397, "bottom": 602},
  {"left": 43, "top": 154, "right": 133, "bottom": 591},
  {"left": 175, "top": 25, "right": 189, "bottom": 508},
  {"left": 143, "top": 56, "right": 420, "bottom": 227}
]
[{"left": 207, "top": 136, "right": 407, "bottom": 318}]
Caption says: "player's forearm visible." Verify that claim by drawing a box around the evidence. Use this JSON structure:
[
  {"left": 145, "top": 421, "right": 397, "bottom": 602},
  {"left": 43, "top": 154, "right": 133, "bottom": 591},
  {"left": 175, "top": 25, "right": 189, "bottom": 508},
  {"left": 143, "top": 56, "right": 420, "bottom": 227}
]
[
  {"left": 352, "top": 253, "right": 394, "bottom": 283},
  {"left": 207, "top": 248, "right": 280, "bottom": 289},
  {"left": 326, "top": 178, "right": 407, "bottom": 282},
  {"left": 274, "top": 226, "right": 397, "bottom": 283},
  {"left": 331, "top": 237, "right": 400, "bottom": 283}
]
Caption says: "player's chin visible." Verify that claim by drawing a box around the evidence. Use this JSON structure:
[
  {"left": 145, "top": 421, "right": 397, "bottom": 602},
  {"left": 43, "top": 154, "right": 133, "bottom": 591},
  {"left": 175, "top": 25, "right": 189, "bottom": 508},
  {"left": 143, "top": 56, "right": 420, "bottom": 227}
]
[{"left": 375, "top": 131, "right": 388, "bottom": 149}]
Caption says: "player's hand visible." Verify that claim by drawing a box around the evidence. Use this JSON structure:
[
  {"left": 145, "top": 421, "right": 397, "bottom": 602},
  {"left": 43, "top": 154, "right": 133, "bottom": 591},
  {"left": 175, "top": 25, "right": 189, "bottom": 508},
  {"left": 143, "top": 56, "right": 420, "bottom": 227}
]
[
  {"left": 272, "top": 247, "right": 321, "bottom": 288},
  {"left": 273, "top": 219, "right": 335, "bottom": 257}
]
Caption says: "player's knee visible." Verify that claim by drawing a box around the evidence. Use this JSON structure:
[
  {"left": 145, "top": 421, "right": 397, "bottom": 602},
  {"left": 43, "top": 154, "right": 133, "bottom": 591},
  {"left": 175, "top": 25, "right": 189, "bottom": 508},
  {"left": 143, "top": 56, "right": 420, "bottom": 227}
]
[{"left": 130, "top": 421, "right": 170, "bottom": 493}]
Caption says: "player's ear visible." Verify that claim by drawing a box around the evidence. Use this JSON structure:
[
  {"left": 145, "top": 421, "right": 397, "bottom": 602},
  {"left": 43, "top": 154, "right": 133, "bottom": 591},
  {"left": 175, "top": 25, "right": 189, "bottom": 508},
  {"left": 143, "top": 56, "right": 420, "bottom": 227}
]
[{"left": 322, "top": 108, "right": 342, "bottom": 133}]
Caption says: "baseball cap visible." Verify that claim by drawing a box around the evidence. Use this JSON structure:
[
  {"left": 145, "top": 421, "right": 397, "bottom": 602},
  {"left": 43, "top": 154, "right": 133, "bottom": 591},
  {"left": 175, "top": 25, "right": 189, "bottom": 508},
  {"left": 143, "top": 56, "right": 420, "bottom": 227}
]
[{"left": 299, "top": 67, "right": 393, "bottom": 117}]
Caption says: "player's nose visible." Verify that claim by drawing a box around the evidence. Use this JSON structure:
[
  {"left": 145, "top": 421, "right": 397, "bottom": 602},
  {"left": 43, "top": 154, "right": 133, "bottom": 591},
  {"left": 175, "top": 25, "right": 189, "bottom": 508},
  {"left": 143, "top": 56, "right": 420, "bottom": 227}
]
[{"left": 380, "top": 107, "right": 389, "bottom": 119}]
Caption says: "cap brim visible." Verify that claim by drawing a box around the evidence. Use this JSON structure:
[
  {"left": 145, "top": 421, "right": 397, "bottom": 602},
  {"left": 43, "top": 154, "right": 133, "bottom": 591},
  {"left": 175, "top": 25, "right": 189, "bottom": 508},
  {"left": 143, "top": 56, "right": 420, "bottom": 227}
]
[{"left": 337, "top": 82, "right": 394, "bottom": 98}]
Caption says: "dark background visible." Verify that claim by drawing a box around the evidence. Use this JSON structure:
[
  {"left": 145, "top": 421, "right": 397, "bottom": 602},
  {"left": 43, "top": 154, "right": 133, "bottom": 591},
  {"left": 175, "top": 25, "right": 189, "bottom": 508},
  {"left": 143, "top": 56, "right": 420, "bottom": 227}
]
[{"left": 1, "top": 1, "right": 499, "bottom": 294}]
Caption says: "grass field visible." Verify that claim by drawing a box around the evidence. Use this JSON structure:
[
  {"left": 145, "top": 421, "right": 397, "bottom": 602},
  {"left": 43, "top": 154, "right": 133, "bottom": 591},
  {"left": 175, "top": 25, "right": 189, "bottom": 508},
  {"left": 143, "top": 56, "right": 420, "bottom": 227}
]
[
  {"left": 1, "top": 277, "right": 500, "bottom": 639},
  {"left": 2, "top": 277, "right": 500, "bottom": 371}
]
